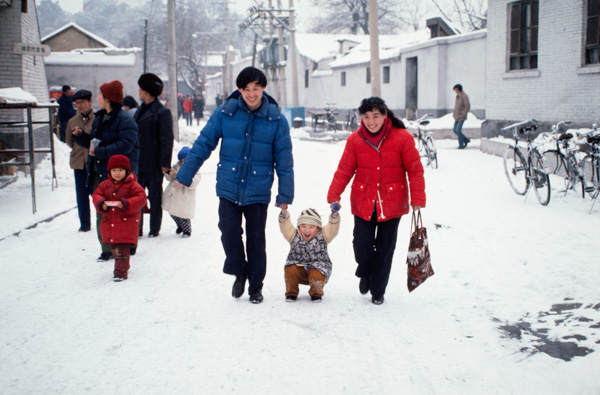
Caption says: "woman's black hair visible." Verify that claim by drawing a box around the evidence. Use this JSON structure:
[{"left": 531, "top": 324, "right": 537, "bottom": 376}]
[
  {"left": 357, "top": 97, "right": 405, "bottom": 129},
  {"left": 107, "top": 101, "right": 123, "bottom": 113},
  {"left": 123, "top": 95, "right": 138, "bottom": 109}
]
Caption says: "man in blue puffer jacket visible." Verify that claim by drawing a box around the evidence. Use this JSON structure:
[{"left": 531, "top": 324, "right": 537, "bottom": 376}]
[{"left": 175, "top": 67, "right": 294, "bottom": 304}]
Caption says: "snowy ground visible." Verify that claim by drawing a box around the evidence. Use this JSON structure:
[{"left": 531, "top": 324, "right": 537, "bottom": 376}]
[{"left": 0, "top": 116, "right": 599, "bottom": 394}]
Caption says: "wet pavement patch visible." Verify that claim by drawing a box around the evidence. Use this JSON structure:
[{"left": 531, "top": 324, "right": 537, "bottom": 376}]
[{"left": 498, "top": 300, "right": 600, "bottom": 361}]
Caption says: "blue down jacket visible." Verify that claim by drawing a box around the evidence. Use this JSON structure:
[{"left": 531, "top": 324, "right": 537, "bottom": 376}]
[{"left": 176, "top": 91, "right": 294, "bottom": 206}]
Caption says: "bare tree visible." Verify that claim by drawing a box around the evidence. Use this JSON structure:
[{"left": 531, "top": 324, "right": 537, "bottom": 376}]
[
  {"left": 308, "top": 0, "right": 398, "bottom": 35},
  {"left": 431, "top": 0, "right": 487, "bottom": 31}
]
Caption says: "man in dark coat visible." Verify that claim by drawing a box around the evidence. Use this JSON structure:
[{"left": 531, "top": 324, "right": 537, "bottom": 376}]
[
  {"left": 135, "top": 73, "right": 174, "bottom": 237},
  {"left": 57, "top": 85, "right": 76, "bottom": 142}
]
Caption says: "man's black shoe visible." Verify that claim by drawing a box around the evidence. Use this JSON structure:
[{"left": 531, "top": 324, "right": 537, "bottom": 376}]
[
  {"left": 359, "top": 277, "right": 370, "bottom": 295},
  {"left": 232, "top": 275, "right": 246, "bottom": 298},
  {"left": 97, "top": 252, "right": 113, "bottom": 262},
  {"left": 148, "top": 231, "right": 160, "bottom": 238},
  {"left": 249, "top": 291, "right": 263, "bottom": 304},
  {"left": 372, "top": 296, "right": 385, "bottom": 305},
  {"left": 78, "top": 227, "right": 91, "bottom": 232}
]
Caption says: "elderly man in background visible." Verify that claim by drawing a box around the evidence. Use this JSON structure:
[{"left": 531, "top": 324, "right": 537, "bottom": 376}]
[{"left": 66, "top": 89, "right": 95, "bottom": 232}]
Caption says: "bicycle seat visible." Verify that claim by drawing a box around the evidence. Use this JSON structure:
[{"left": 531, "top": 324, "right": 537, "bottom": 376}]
[
  {"left": 420, "top": 120, "right": 430, "bottom": 126},
  {"left": 558, "top": 133, "right": 573, "bottom": 141}
]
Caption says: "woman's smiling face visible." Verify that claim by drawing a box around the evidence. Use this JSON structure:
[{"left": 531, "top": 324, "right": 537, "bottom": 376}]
[{"left": 361, "top": 109, "right": 386, "bottom": 134}]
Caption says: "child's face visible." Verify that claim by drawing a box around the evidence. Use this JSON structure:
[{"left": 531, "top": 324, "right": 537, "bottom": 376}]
[
  {"left": 110, "top": 168, "right": 127, "bottom": 182},
  {"left": 299, "top": 224, "right": 319, "bottom": 241}
]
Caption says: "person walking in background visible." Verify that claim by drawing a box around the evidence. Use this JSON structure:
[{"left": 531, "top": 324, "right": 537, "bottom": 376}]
[
  {"left": 327, "top": 97, "right": 425, "bottom": 305},
  {"left": 182, "top": 95, "right": 193, "bottom": 126},
  {"left": 57, "top": 85, "right": 76, "bottom": 143},
  {"left": 135, "top": 73, "right": 174, "bottom": 238},
  {"left": 453, "top": 83, "right": 471, "bottom": 149},
  {"left": 193, "top": 94, "right": 205, "bottom": 125},
  {"left": 66, "top": 89, "right": 95, "bottom": 232},
  {"left": 74, "top": 80, "right": 140, "bottom": 262},
  {"left": 175, "top": 66, "right": 294, "bottom": 304},
  {"left": 123, "top": 95, "right": 139, "bottom": 117},
  {"left": 162, "top": 147, "right": 201, "bottom": 238},
  {"left": 92, "top": 155, "right": 147, "bottom": 281},
  {"left": 278, "top": 207, "right": 340, "bottom": 303}
]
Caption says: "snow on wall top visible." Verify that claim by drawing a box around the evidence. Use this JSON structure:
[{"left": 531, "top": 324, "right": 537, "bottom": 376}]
[
  {"left": 294, "top": 34, "right": 370, "bottom": 63},
  {"left": 41, "top": 22, "right": 116, "bottom": 49},
  {"left": 0, "top": 87, "right": 39, "bottom": 104},
  {"left": 45, "top": 51, "right": 136, "bottom": 67}
]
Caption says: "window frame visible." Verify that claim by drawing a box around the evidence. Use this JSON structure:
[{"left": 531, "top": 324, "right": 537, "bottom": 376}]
[
  {"left": 366, "top": 66, "right": 371, "bottom": 84},
  {"left": 508, "top": 0, "right": 539, "bottom": 70},
  {"left": 586, "top": 0, "right": 600, "bottom": 64},
  {"left": 383, "top": 65, "right": 390, "bottom": 84},
  {"left": 341, "top": 71, "right": 346, "bottom": 86}
]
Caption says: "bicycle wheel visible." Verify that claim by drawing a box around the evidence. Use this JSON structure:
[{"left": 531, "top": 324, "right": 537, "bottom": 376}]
[
  {"left": 426, "top": 137, "right": 438, "bottom": 169},
  {"left": 543, "top": 149, "right": 566, "bottom": 176},
  {"left": 581, "top": 155, "right": 600, "bottom": 199},
  {"left": 530, "top": 150, "right": 551, "bottom": 206},
  {"left": 503, "top": 146, "right": 529, "bottom": 195}
]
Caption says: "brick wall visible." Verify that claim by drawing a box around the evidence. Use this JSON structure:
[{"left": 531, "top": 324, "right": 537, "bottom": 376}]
[{"left": 484, "top": 0, "right": 600, "bottom": 137}]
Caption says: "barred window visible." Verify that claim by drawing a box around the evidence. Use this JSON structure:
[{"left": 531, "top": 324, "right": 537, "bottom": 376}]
[
  {"left": 509, "top": 0, "right": 539, "bottom": 70},
  {"left": 586, "top": 0, "right": 600, "bottom": 64}
]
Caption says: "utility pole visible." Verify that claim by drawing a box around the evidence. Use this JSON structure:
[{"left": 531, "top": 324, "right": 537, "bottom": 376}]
[
  {"left": 277, "top": 0, "right": 287, "bottom": 106},
  {"left": 369, "top": 0, "right": 381, "bottom": 97},
  {"left": 168, "top": 0, "right": 179, "bottom": 140},
  {"left": 224, "top": 0, "right": 231, "bottom": 96},
  {"left": 143, "top": 19, "right": 148, "bottom": 74},
  {"left": 289, "top": 0, "right": 298, "bottom": 106}
]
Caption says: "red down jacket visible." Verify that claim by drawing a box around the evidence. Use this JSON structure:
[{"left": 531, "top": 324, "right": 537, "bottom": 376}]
[
  {"left": 92, "top": 172, "right": 147, "bottom": 244},
  {"left": 327, "top": 119, "right": 426, "bottom": 222}
]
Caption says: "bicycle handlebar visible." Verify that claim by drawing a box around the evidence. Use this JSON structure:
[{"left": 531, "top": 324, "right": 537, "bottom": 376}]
[{"left": 501, "top": 119, "right": 538, "bottom": 131}]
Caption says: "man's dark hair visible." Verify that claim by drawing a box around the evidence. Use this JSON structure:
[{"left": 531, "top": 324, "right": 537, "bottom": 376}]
[
  {"left": 62, "top": 85, "right": 71, "bottom": 93},
  {"left": 236, "top": 67, "right": 267, "bottom": 89},
  {"left": 453, "top": 84, "right": 463, "bottom": 92},
  {"left": 358, "top": 97, "right": 405, "bottom": 129},
  {"left": 123, "top": 95, "right": 138, "bottom": 109}
]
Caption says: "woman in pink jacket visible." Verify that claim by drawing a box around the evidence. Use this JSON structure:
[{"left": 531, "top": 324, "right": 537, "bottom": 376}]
[{"left": 327, "top": 97, "right": 426, "bottom": 304}]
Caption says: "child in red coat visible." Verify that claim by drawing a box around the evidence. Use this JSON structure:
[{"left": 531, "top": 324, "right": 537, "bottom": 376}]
[{"left": 92, "top": 155, "right": 147, "bottom": 281}]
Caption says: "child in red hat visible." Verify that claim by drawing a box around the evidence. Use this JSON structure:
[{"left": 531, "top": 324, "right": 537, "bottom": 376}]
[{"left": 92, "top": 155, "right": 147, "bottom": 281}]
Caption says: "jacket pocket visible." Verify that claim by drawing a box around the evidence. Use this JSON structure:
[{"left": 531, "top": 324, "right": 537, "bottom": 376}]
[
  {"left": 383, "top": 181, "right": 407, "bottom": 204},
  {"left": 216, "top": 162, "right": 238, "bottom": 195},
  {"left": 350, "top": 180, "right": 368, "bottom": 213},
  {"left": 249, "top": 165, "right": 274, "bottom": 198}
]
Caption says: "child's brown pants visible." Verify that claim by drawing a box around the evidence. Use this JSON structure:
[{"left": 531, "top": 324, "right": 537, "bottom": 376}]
[
  {"left": 284, "top": 265, "right": 326, "bottom": 298},
  {"left": 111, "top": 243, "right": 131, "bottom": 279}
]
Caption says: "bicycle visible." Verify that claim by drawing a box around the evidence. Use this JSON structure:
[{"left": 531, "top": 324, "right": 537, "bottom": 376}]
[
  {"left": 310, "top": 103, "right": 338, "bottom": 133},
  {"left": 542, "top": 120, "right": 585, "bottom": 198},
  {"left": 411, "top": 114, "right": 438, "bottom": 169},
  {"left": 577, "top": 124, "right": 600, "bottom": 212},
  {"left": 501, "top": 119, "right": 551, "bottom": 206},
  {"left": 345, "top": 108, "right": 358, "bottom": 131}
]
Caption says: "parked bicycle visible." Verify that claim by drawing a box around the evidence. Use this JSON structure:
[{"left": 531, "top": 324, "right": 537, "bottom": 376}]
[
  {"left": 577, "top": 124, "right": 600, "bottom": 212},
  {"left": 345, "top": 108, "right": 358, "bottom": 131},
  {"left": 542, "top": 120, "right": 585, "bottom": 198},
  {"left": 411, "top": 114, "right": 438, "bottom": 169},
  {"left": 502, "top": 119, "right": 551, "bottom": 206},
  {"left": 310, "top": 103, "right": 338, "bottom": 133}
]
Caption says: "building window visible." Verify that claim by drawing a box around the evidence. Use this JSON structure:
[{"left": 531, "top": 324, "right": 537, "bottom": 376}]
[
  {"left": 304, "top": 69, "right": 309, "bottom": 88},
  {"left": 341, "top": 71, "right": 346, "bottom": 86},
  {"left": 586, "top": 0, "right": 600, "bottom": 64},
  {"left": 508, "top": 0, "right": 538, "bottom": 70},
  {"left": 383, "top": 66, "right": 390, "bottom": 83},
  {"left": 366, "top": 67, "right": 371, "bottom": 84}
]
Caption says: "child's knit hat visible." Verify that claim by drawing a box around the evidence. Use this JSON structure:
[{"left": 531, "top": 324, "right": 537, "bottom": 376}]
[
  {"left": 107, "top": 154, "right": 131, "bottom": 171},
  {"left": 178, "top": 146, "right": 191, "bottom": 160},
  {"left": 297, "top": 208, "right": 322, "bottom": 228}
]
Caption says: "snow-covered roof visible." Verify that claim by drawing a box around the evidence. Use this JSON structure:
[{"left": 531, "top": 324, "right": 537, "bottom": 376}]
[
  {"left": 330, "top": 30, "right": 430, "bottom": 68},
  {"left": 45, "top": 50, "right": 137, "bottom": 67},
  {"left": 41, "top": 22, "right": 116, "bottom": 49},
  {"left": 0, "top": 87, "right": 38, "bottom": 104},
  {"left": 294, "top": 34, "right": 371, "bottom": 63}
]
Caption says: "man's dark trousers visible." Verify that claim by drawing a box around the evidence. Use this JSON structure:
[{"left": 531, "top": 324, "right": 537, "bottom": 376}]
[{"left": 218, "top": 198, "right": 268, "bottom": 295}]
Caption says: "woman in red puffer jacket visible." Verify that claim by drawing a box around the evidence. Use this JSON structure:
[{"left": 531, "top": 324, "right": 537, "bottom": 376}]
[
  {"left": 92, "top": 155, "right": 147, "bottom": 281},
  {"left": 327, "top": 97, "right": 426, "bottom": 305}
]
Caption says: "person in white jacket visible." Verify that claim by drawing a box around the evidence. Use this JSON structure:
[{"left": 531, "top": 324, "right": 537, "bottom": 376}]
[{"left": 162, "top": 147, "right": 201, "bottom": 237}]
